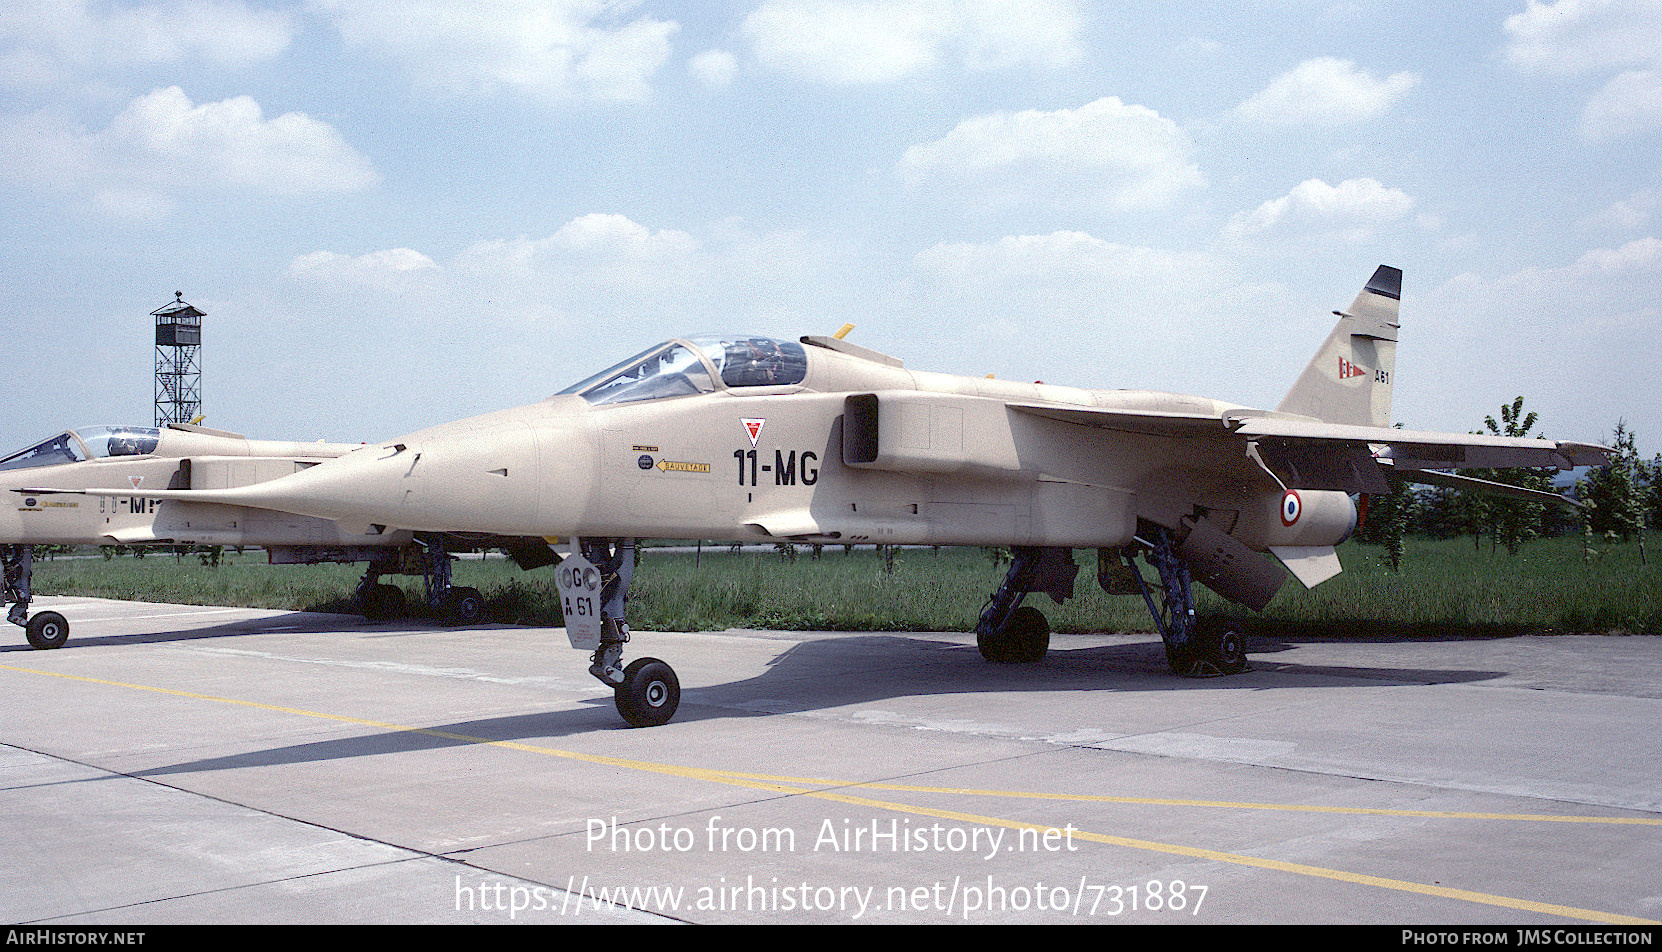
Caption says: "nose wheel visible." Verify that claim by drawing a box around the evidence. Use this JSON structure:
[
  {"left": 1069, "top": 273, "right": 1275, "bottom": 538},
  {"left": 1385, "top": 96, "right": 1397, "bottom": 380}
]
[
  {"left": 569, "top": 539, "right": 683, "bottom": 728},
  {"left": 614, "top": 657, "right": 680, "bottom": 727},
  {"left": 974, "top": 547, "right": 1075, "bottom": 664},
  {"left": 25, "top": 610, "right": 69, "bottom": 650},
  {"left": 6, "top": 546, "right": 68, "bottom": 649}
]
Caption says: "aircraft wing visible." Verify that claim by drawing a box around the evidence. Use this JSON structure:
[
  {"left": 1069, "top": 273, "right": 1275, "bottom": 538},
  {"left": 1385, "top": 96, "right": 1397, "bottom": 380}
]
[
  {"left": 1007, "top": 403, "right": 1231, "bottom": 436},
  {"left": 1006, "top": 402, "right": 1609, "bottom": 498}
]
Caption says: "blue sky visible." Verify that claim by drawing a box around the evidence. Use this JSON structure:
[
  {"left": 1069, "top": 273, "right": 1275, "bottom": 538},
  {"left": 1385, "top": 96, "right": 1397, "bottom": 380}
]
[{"left": 3, "top": 0, "right": 1658, "bottom": 457}]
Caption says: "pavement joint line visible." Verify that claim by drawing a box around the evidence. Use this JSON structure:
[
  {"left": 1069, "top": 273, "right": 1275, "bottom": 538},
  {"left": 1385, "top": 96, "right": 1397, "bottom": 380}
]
[
  {"left": 0, "top": 739, "right": 589, "bottom": 925},
  {"left": 704, "top": 774, "right": 1662, "bottom": 824},
  {"left": 4, "top": 661, "right": 1657, "bottom": 926}
]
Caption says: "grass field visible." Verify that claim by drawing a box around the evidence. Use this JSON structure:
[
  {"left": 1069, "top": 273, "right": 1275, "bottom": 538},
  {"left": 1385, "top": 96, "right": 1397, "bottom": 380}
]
[{"left": 30, "top": 533, "right": 1661, "bottom": 636}]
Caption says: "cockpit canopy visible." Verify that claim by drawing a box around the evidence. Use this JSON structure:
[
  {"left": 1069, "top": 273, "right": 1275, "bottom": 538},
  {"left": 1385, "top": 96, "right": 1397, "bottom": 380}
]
[
  {"left": 0, "top": 426, "right": 161, "bottom": 471},
  {"left": 559, "top": 336, "right": 809, "bottom": 406}
]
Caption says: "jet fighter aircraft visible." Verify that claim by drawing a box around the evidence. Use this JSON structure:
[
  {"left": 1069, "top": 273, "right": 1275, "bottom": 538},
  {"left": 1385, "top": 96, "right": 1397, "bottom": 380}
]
[
  {"left": 13, "top": 267, "right": 1609, "bottom": 727},
  {"left": 2, "top": 422, "right": 557, "bottom": 647}
]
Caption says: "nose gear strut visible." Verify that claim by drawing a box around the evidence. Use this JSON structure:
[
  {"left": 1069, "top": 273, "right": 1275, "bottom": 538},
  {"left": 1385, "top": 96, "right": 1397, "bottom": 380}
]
[
  {"left": 574, "top": 538, "right": 680, "bottom": 728},
  {"left": 973, "top": 546, "right": 1077, "bottom": 663},
  {"left": 4, "top": 545, "right": 69, "bottom": 649}
]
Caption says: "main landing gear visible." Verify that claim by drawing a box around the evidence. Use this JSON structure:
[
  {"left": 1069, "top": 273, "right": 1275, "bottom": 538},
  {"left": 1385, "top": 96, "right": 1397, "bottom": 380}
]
[
  {"left": 353, "top": 538, "right": 484, "bottom": 626},
  {"left": 1118, "top": 528, "right": 1247, "bottom": 677},
  {"left": 974, "top": 547, "right": 1076, "bottom": 663},
  {"left": 575, "top": 539, "right": 681, "bottom": 728},
  {"left": 4, "top": 545, "right": 68, "bottom": 650},
  {"left": 974, "top": 527, "right": 1247, "bottom": 678}
]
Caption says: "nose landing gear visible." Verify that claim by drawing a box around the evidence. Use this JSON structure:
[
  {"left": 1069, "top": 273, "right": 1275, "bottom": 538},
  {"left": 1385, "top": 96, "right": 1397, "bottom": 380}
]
[
  {"left": 5, "top": 545, "right": 69, "bottom": 649},
  {"left": 566, "top": 539, "right": 681, "bottom": 728}
]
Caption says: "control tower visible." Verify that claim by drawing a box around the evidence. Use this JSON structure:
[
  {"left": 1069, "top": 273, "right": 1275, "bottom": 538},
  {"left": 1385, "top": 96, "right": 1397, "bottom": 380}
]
[{"left": 152, "top": 292, "right": 203, "bottom": 427}]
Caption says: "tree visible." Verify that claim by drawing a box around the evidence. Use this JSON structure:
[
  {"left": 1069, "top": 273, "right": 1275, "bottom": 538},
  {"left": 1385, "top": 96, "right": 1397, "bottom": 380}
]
[
  {"left": 1476, "top": 396, "right": 1555, "bottom": 555},
  {"left": 1367, "top": 475, "right": 1415, "bottom": 571},
  {"left": 1576, "top": 421, "right": 1647, "bottom": 563},
  {"left": 1645, "top": 453, "right": 1662, "bottom": 532}
]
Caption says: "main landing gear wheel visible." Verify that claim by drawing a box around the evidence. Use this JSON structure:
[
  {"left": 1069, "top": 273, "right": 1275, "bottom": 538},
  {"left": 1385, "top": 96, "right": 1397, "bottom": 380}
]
[
  {"left": 442, "top": 587, "right": 486, "bottom": 626},
  {"left": 26, "top": 611, "right": 68, "bottom": 650},
  {"left": 974, "top": 546, "right": 1074, "bottom": 665},
  {"left": 1165, "top": 620, "right": 1247, "bottom": 678},
  {"left": 614, "top": 657, "right": 680, "bottom": 728},
  {"left": 361, "top": 584, "right": 406, "bottom": 621},
  {"left": 1122, "top": 527, "right": 1250, "bottom": 679},
  {"left": 977, "top": 605, "right": 1050, "bottom": 663}
]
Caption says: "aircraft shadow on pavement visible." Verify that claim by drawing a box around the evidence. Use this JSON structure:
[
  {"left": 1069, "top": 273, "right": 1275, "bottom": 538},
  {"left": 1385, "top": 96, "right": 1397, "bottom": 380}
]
[
  {"left": 697, "top": 630, "right": 1507, "bottom": 708},
  {"left": 0, "top": 609, "right": 364, "bottom": 652},
  {"left": 128, "top": 624, "right": 1506, "bottom": 780}
]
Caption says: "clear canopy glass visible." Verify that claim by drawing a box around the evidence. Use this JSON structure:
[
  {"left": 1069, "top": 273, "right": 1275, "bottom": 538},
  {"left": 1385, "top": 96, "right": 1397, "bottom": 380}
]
[
  {"left": 0, "top": 426, "right": 160, "bottom": 471},
  {"left": 559, "top": 336, "right": 808, "bottom": 405}
]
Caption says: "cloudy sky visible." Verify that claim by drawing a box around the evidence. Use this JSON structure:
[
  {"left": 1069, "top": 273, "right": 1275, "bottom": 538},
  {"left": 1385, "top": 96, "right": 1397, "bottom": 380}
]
[{"left": 3, "top": 0, "right": 1658, "bottom": 457}]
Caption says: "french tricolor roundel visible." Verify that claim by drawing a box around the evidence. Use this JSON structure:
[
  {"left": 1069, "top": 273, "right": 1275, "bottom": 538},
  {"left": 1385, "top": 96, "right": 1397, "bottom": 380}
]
[{"left": 1280, "top": 490, "right": 1302, "bottom": 527}]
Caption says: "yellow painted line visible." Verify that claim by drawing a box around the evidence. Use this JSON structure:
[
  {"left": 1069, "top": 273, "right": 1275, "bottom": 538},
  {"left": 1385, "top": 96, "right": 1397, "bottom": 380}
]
[
  {"left": 754, "top": 786, "right": 1661, "bottom": 926},
  {"left": 683, "top": 773, "right": 1662, "bottom": 826},
  {"left": 4, "top": 662, "right": 1656, "bottom": 925}
]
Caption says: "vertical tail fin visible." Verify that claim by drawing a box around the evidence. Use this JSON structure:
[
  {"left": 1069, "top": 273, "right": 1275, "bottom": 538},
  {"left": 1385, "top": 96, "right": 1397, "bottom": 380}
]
[{"left": 1277, "top": 265, "right": 1400, "bottom": 427}]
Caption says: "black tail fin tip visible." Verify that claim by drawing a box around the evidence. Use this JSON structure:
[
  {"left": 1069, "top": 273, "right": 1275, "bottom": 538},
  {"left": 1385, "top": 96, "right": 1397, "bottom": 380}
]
[{"left": 1366, "top": 265, "right": 1402, "bottom": 301}]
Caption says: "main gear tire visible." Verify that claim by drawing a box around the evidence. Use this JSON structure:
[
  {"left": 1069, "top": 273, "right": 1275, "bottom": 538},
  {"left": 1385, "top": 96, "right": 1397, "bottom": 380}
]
[
  {"left": 1167, "top": 620, "right": 1246, "bottom": 677},
  {"left": 361, "top": 584, "right": 407, "bottom": 621},
  {"left": 442, "top": 587, "right": 486, "bottom": 626},
  {"left": 977, "top": 605, "right": 1050, "bottom": 663}
]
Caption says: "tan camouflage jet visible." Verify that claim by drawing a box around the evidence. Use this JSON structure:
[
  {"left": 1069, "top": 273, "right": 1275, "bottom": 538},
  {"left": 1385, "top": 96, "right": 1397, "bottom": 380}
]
[
  {"left": 2, "top": 423, "right": 539, "bottom": 645},
  {"left": 6, "top": 266, "right": 1609, "bottom": 727}
]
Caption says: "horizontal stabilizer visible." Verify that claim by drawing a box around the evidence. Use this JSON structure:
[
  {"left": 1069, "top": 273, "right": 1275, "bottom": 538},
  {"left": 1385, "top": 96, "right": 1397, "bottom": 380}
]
[
  {"left": 1233, "top": 418, "right": 1610, "bottom": 471},
  {"left": 1385, "top": 465, "right": 1587, "bottom": 509}
]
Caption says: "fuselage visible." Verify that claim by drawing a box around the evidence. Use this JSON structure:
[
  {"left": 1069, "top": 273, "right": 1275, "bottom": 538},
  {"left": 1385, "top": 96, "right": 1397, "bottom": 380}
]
[{"left": 200, "top": 335, "right": 1356, "bottom": 554}]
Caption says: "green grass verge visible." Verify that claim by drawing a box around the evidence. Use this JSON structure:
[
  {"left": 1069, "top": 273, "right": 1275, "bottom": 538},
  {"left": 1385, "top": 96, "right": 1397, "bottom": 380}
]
[{"left": 30, "top": 534, "right": 1661, "bottom": 636}]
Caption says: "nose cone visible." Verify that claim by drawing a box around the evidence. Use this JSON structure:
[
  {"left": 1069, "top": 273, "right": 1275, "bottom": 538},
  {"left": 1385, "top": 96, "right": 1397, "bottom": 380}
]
[{"left": 230, "top": 401, "right": 594, "bottom": 536}]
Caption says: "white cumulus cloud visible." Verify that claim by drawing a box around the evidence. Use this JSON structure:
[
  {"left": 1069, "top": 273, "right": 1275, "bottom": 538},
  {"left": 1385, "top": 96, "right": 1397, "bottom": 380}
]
[
  {"left": 1226, "top": 178, "right": 1415, "bottom": 240},
  {"left": 898, "top": 96, "right": 1204, "bottom": 213},
  {"left": 290, "top": 248, "right": 439, "bottom": 290},
  {"left": 1570, "top": 235, "right": 1662, "bottom": 274},
  {"left": 1503, "top": 0, "right": 1662, "bottom": 140},
  {"left": 0, "top": 0, "right": 292, "bottom": 89},
  {"left": 0, "top": 86, "right": 377, "bottom": 216},
  {"left": 1582, "top": 68, "right": 1662, "bottom": 139},
  {"left": 314, "top": 0, "right": 677, "bottom": 103},
  {"left": 742, "top": 0, "right": 1082, "bottom": 85},
  {"left": 689, "top": 49, "right": 737, "bottom": 88},
  {"left": 1235, "top": 57, "right": 1419, "bottom": 126},
  {"left": 1503, "top": 0, "right": 1662, "bottom": 75},
  {"left": 915, "top": 231, "right": 1209, "bottom": 283}
]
